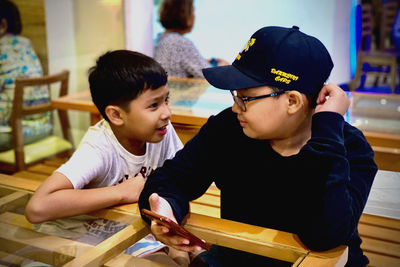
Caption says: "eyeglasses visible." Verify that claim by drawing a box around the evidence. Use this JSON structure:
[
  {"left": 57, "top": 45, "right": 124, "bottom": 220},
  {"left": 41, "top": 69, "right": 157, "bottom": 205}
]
[{"left": 230, "top": 90, "right": 287, "bottom": 111}]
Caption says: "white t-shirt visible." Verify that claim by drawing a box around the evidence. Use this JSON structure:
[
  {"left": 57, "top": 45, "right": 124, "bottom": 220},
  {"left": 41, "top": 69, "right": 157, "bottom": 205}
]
[{"left": 57, "top": 119, "right": 183, "bottom": 188}]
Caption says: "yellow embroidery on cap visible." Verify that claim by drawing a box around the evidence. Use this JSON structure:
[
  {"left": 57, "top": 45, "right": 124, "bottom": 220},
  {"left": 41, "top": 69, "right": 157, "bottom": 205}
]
[
  {"left": 243, "top": 38, "right": 256, "bottom": 52},
  {"left": 236, "top": 38, "right": 256, "bottom": 60},
  {"left": 270, "top": 68, "right": 299, "bottom": 84}
]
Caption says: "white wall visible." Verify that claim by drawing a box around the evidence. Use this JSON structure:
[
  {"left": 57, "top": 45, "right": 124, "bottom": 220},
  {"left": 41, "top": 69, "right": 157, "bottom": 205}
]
[
  {"left": 124, "top": 0, "right": 154, "bottom": 57},
  {"left": 45, "top": 0, "right": 82, "bottom": 145},
  {"left": 45, "top": 0, "right": 125, "bottom": 145},
  {"left": 153, "top": 0, "right": 351, "bottom": 84}
]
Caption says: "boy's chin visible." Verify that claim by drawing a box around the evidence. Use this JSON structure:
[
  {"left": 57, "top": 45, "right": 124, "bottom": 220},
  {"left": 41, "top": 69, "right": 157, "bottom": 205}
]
[
  {"left": 242, "top": 128, "right": 266, "bottom": 140},
  {"left": 148, "top": 135, "right": 166, "bottom": 143},
  {"left": 242, "top": 128, "right": 255, "bottom": 139}
]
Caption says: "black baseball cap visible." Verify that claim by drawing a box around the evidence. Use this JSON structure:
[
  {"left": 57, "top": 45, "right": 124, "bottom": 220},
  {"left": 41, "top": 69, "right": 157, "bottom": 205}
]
[{"left": 202, "top": 26, "right": 333, "bottom": 95}]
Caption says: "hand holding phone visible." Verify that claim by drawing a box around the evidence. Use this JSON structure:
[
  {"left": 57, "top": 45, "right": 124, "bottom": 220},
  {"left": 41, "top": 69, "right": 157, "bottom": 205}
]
[{"left": 141, "top": 209, "right": 210, "bottom": 250}]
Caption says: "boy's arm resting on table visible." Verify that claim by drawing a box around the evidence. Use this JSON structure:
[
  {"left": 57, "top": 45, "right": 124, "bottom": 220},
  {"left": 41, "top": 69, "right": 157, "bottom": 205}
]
[
  {"left": 25, "top": 172, "right": 145, "bottom": 224},
  {"left": 25, "top": 141, "right": 146, "bottom": 224},
  {"left": 298, "top": 111, "right": 377, "bottom": 251},
  {"left": 25, "top": 144, "right": 145, "bottom": 223}
]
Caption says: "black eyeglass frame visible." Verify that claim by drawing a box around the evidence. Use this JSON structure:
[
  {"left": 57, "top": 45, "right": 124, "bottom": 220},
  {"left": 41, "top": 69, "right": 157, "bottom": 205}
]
[{"left": 230, "top": 90, "right": 287, "bottom": 111}]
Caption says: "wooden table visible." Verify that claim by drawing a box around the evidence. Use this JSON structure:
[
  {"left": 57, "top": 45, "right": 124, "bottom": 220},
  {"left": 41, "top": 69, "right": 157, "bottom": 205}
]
[
  {"left": 0, "top": 171, "right": 349, "bottom": 266},
  {"left": 346, "top": 92, "right": 400, "bottom": 171},
  {"left": 52, "top": 78, "right": 400, "bottom": 171},
  {"left": 7, "top": 159, "right": 400, "bottom": 266}
]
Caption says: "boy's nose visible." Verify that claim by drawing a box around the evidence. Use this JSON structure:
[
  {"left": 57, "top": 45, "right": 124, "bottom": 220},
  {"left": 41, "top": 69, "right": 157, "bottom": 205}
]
[
  {"left": 161, "top": 103, "right": 172, "bottom": 120},
  {"left": 231, "top": 101, "right": 241, "bottom": 114}
]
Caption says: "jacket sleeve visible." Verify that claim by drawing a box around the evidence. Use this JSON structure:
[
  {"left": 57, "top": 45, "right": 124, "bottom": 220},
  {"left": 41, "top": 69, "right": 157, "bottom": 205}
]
[
  {"left": 297, "top": 112, "right": 378, "bottom": 250},
  {"left": 139, "top": 116, "right": 216, "bottom": 225}
]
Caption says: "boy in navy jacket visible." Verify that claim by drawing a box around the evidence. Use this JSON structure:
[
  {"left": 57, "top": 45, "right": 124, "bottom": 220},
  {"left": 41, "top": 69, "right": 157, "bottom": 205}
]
[{"left": 139, "top": 26, "right": 377, "bottom": 266}]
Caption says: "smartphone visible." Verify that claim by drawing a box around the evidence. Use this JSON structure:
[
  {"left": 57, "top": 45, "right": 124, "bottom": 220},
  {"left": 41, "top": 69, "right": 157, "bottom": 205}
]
[{"left": 141, "top": 209, "right": 210, "bottom": 250}]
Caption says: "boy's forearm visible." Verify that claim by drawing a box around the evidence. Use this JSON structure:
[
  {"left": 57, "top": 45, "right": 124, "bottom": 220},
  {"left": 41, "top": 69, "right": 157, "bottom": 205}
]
[{"left": 26, "top": 186, "right": 124, "bottom": 223}]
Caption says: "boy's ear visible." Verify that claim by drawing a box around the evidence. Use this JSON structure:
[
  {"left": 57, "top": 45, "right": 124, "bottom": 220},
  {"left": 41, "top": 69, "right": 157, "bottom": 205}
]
[
  {"left": 105, "top": 105, "right": 124, "bottom": 126},
  {"left": 286, "top": 91, "right": 304, "bottom": 114}
]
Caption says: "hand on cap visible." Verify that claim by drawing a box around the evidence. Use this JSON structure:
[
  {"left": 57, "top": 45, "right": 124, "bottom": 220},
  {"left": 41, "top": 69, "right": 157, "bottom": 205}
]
[
  {"left": 315, "top": 83, "right": 350, "bottom": 116},
  {"left": 149, "top": 193, "right": 200, "bottom": 252}
]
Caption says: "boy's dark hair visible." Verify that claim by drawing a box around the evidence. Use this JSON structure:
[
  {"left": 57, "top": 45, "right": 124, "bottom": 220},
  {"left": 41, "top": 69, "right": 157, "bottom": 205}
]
[
  {"left": 159, "top": 0, "right": 193, "bottom": 30},
  {"left": 88, "top": 50, "right": 168, "bottom": 121},
  {"left": 0, "top": 0, "right": 22, "bottom": 34}
]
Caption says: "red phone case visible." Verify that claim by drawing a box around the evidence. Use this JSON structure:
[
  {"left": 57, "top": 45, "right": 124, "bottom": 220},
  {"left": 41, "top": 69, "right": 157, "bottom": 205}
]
[{"left": 141, "top": 209, "right": 210, "bottom": 250}]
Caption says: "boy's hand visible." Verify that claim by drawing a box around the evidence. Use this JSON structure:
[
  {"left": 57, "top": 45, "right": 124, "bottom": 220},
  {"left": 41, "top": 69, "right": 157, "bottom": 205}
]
[
  {"left": 149, "top": 193, "right": 202, "bottom": 252},
  {"left": 116, "top": 173, "right": 146, "bottom": 203},
  {"left": 315, "top": 83, "right": 350, "bottom": 116}
]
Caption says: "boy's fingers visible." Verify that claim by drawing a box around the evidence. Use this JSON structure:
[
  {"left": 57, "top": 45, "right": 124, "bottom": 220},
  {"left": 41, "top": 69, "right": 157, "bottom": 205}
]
[
  {"left": 149, "top": 193, "right": 160, "bottom": 212},
  {"left": 168, "top": 235, "right": 190, "bottom": 246},
  {"left": 317, "top": 86, "right": 328, "bottom": 103},
  {"left": 151, "top": 221, "right": 169, "bottom": 233},
  {"left": 152, "top": 224, "right": 189, "bottom": 245}
]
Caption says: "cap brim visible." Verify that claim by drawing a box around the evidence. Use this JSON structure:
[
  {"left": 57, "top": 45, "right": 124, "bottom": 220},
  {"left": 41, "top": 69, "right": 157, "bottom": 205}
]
[{"left": 202, "top": 65, "right": 267, "bottom": 90}]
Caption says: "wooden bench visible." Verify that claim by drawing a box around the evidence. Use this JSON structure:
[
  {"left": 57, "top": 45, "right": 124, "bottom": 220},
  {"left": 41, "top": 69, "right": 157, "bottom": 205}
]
[
  {"left": 358, "top": 214, "right": 400, "bottom": 266},
  {"left": 364, "top": 132, "right": 400, "bottom": 172},
  {"left": 0, "top": 171, "right": 348, "bottom": 266}
]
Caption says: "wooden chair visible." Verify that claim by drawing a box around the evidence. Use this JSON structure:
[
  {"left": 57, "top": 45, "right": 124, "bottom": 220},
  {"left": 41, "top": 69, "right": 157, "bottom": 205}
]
[
  {"left": 349, "top": 52, "right": 398, "bottom": 93},
  {"left": 349, "top": 2, "right": 399, "bottom": 94},
  {"left": 0, "top": 70, "right": 73, "bottom": 173},
  {"left": 379, "top": 1, "right": 399, "bottom": 51},
  {"left": 360, "top": 2, "right": 374, "bottom": 51}
]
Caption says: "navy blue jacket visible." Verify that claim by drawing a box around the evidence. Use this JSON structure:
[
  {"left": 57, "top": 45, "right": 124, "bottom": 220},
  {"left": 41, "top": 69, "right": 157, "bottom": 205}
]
[{"left": 139, "top": 108, "right": 377, "bottom": 266}]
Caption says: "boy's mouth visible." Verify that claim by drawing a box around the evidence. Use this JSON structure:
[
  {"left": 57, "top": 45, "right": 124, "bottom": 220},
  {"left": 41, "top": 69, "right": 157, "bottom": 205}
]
[
  {"left": 237, "top": 117, "right": 247, "bottom": 127},
  {"left": 239, "top": 120, "right": 247, "bottom": 127},
  {"left": 156, "top": 125, "right": 168, "bottom": 135}
]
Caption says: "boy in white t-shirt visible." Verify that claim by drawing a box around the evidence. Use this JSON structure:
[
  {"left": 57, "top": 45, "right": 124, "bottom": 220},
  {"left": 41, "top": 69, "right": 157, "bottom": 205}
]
[{"left": 25, "top": 50, "right": 187, "bottom": 266}]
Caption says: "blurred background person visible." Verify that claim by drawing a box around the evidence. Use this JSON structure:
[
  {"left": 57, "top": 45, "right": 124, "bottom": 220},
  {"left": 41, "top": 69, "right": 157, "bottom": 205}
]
[
  {"left": 0, "top": 0, "right": 51, "bottom": 151},
  {"left": 154, "top": 0, "right": 229, "bottom": 78}
]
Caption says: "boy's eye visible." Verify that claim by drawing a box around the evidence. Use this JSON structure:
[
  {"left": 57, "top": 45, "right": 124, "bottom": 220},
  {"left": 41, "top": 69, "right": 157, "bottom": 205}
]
[
  {"left": 148, "top": 95, "right": 169, "bottom": 109},
  {"left": 149, "top": 103, "right": 158, "bottom": 108}
]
